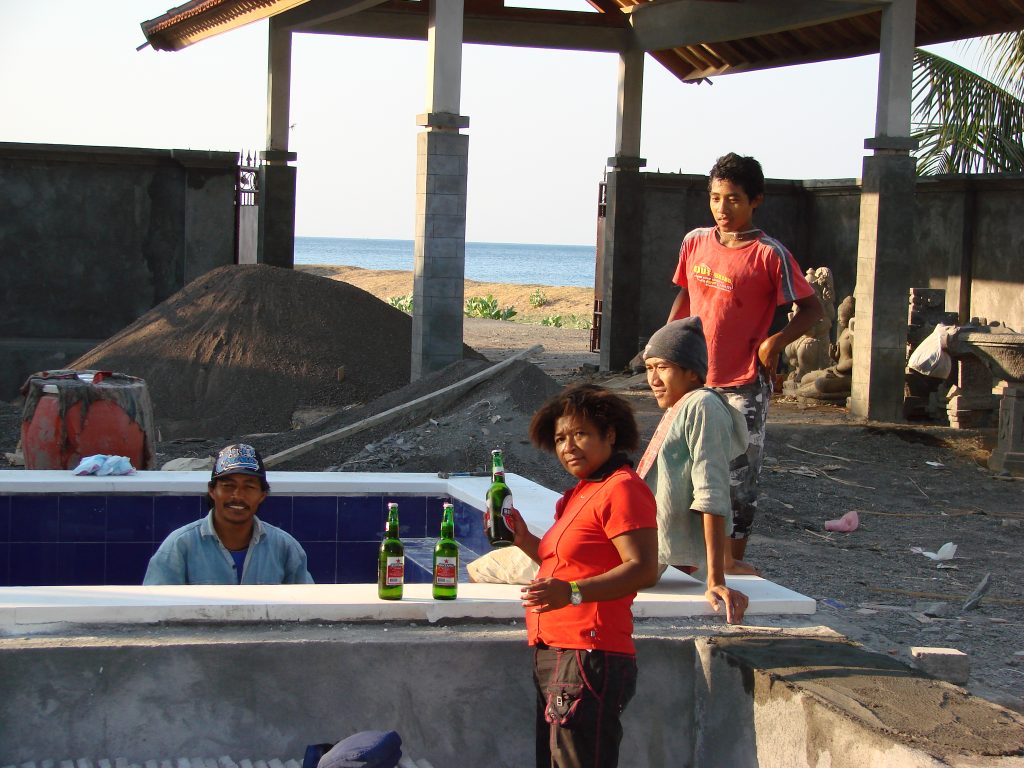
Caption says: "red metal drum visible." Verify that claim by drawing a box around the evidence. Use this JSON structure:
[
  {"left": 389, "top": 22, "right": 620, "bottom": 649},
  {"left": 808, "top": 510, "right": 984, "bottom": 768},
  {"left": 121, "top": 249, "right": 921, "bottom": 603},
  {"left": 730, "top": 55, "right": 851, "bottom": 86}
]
[{"left": 20, "top": 370, "right": 156, "bottom": 470}]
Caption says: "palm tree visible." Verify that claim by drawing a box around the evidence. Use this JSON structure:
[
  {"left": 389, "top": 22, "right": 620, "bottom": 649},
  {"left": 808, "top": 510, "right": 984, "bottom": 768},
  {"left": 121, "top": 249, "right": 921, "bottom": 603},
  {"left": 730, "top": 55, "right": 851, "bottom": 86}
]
[{"left": 912, "top": 32, "right": 1024, "bottom": 174}]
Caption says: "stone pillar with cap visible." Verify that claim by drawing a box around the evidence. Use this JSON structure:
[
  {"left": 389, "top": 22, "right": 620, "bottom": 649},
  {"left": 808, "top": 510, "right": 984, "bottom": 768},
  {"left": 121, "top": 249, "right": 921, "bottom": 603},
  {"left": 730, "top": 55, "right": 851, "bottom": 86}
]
[
  {"left": 849, "top": 0, "right": 918, "bottom": 422},
  {"left": 258, "top": 17, "right": 297, "bottom": 269},
  {"left": 600, "top": 45, "right": 646, "bottom": 371},
  {"left": 412, "top": 0, "right": 469, "bottom": 379}
]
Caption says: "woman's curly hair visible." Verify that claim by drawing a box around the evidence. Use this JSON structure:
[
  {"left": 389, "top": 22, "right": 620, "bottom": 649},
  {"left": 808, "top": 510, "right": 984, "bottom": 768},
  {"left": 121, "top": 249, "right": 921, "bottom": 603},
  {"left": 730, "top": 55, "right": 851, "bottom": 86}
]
[{"left": 529, "top": 383, "right": 640, "bottom": 453}]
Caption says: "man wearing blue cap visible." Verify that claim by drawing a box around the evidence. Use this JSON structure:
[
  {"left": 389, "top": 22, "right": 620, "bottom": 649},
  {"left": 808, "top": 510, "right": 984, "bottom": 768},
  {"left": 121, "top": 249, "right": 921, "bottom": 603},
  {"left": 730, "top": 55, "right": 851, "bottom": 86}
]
[{"left": 144, "top": 443, "right": 313, "bottom": 585}]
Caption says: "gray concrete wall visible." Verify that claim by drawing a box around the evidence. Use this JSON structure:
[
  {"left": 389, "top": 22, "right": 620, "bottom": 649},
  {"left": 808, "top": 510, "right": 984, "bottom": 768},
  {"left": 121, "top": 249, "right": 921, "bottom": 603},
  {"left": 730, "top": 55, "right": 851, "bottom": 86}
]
[
  {"left": 0, "top": 143, "right": 238, "bottom": 399},
  {"left": 630, "top": 172, "right": 1024, "bottom": 351},
  {"left": 3, "top": 626, "right": 1021, "bottom": 767},
  {"left": 0, "top": 626, "right": 694, "bottom": 766}
]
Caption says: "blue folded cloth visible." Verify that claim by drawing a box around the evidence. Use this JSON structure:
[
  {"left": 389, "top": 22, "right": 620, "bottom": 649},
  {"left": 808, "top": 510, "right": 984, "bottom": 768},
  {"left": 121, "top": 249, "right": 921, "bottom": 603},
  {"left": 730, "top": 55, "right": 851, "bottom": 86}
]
[
  {"left": 317, "top": 730, "right": 403, "bottom": 768},
  {"left": 304, "top": 743, "right": 334, "bottom": 768}
]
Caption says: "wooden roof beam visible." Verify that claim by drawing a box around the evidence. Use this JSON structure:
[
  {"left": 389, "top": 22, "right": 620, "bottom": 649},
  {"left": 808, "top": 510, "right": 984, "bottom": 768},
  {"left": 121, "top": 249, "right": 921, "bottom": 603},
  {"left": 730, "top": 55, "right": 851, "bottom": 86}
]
[
  {"left": 291, "top": 5, "right": 633, "bottom": 52},
  {"left": 627, "top": 0, "right": 889, "bottom": 52},
  {"left": 272, "top": 0, "right": 392, "bottom": 32}
]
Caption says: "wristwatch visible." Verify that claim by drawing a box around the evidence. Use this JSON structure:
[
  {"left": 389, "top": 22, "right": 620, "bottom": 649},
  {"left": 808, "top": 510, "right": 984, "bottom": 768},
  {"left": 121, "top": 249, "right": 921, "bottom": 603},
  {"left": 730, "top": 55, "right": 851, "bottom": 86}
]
[{"left": 569, "top": 580, "right": 583, "bottom": 606}]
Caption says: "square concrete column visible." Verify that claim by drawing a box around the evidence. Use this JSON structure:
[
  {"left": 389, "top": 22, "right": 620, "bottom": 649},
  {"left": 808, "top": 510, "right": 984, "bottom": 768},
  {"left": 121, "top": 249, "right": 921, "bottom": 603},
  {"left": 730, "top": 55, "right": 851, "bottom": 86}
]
[
  {"left": 599, "top": 164, "right": 645, "bottom": 371},
  {"left": 598, "top": 47, "right": 646, "bottom": 371},
  {"left": 849, "top": 0, "right": 917, "bottom": 421},
  {"left": 258, "top": 18, "right": 296, "bottom": 269},
  {"left": 257, "top": 152, "right": 297, "bottom": 269},
  {"left": 412, "top": 114, "right": 469, "bottom": 379},
  {"left": 848, "top": 150, "right": 916, "bottom": 421},
  {"left": 412, "top": 0, "right": 468, "bottom": 380}
]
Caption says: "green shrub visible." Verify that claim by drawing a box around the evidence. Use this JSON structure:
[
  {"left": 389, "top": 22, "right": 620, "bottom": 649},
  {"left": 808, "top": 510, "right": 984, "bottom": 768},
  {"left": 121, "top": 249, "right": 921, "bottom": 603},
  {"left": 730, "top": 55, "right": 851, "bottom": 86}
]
[
  {"left": 529, "top": 289, "right": 548, "bottom": 308},
  {"left": 542, "top": 313, "right": 591, "bottom": 330},
  {"left": 566, "top": 314, "right": 593, "bottom": 330},
  {"left": 388, "top": 294, "right": 414, "bottom": 313},
  {"left": 465, "top": 294, "right": 517, "bottom": 321}
]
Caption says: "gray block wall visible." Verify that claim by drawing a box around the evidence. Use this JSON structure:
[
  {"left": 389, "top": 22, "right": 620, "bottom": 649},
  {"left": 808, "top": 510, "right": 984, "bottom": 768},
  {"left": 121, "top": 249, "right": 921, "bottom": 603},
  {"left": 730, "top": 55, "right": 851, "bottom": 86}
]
[{"left": 0, "top": 143, "right": 238, "bottom": 399}]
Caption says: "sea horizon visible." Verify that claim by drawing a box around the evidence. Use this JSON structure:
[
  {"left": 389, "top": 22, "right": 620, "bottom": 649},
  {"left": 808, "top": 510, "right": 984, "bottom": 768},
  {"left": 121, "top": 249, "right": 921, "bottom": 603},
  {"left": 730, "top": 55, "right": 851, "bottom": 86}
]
[{"left": 295, "top": 235, "right": 597, "bottom": 288}]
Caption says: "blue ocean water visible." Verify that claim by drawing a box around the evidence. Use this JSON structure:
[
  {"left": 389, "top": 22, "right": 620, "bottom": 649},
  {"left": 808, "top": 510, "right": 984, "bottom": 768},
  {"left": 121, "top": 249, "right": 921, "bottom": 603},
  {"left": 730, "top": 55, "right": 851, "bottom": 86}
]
[{"left": 295, "top": 236, "right": 596, "bottom": 288}]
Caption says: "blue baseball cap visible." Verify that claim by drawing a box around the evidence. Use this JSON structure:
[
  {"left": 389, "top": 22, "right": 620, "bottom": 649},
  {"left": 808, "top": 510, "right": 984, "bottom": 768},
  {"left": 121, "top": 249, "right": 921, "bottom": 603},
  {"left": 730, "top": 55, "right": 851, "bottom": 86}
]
[{"left": 211, "top": 443, "right": 267, "bottom": 482}]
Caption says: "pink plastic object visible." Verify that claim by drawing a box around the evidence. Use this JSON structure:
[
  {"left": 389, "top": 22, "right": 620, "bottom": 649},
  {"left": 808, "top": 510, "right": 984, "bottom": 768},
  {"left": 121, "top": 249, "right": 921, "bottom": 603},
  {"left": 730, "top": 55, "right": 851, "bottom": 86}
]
[{"left": 824, "top": 510, "right": 860, "bottom": 533}]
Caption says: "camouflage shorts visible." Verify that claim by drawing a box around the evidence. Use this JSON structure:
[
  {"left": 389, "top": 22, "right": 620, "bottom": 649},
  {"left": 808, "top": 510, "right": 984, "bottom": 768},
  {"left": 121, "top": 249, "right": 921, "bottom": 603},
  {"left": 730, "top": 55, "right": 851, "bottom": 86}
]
[{"left": 714, "top": 367, "right": 771, "bottom": 540}]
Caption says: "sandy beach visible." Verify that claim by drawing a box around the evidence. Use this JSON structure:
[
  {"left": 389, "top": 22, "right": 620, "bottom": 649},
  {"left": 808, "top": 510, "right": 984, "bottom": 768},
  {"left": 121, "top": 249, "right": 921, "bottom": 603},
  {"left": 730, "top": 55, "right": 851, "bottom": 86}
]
[{"left": 297, "top": 264, "right": 594, "bottom": 326}]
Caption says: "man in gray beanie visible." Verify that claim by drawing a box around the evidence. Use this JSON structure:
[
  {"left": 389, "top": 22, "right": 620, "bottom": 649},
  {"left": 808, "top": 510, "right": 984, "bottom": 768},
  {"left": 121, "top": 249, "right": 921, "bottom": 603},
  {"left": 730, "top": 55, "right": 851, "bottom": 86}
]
[{"left": 634, "top": 317, "right": 750, "bottom": 624}]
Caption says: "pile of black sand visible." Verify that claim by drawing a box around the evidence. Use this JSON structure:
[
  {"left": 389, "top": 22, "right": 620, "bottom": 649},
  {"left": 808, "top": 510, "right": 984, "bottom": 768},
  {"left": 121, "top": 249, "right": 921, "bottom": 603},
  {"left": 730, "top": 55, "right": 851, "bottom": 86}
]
[
  {"left": 71, "top": 264, "right": 481, "bottom": 440},
  {"left": 255, "top": 357, "right": 569, "bottom": 489}
]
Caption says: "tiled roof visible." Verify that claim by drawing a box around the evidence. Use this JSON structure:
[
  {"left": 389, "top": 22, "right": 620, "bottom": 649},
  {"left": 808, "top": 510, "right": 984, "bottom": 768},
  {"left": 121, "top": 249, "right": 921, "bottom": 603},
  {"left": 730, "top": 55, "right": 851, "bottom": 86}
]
[{"left": 140, "top": 0, "right": 1024, "bottom": 84}]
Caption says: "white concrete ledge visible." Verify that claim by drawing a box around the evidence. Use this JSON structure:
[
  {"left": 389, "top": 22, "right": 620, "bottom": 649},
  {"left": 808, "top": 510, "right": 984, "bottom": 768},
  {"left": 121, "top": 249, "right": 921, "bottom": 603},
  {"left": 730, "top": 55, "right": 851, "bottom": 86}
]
[
  {"left": 0, "top": 573, "right": 813, "bottom": 633},
  {"left": 0, "top": 469, "right": 455, "bottom": 496}
]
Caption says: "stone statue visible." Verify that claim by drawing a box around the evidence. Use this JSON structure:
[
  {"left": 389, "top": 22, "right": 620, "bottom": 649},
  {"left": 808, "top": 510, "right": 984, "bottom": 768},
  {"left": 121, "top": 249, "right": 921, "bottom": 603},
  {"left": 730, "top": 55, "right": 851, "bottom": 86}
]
[
  {"left": 796, "top": 295, "right": 855, "bottom": 401},
  {"left": 784, "top": 267, "right": 836, "bottom": 387}
]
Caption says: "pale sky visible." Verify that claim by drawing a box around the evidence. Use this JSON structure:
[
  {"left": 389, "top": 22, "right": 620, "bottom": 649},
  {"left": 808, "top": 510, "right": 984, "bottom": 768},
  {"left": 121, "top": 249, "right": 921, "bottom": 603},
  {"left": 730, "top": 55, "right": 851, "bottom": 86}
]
[{"left": 0, "top": 0, "right": 971, "bottom": 245}]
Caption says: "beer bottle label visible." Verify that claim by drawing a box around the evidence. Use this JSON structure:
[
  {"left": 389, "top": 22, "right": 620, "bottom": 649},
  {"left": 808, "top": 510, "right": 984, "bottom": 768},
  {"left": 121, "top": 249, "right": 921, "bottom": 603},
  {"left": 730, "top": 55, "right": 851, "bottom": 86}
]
[
  {"left": 385, "top": 556, "right": 405, "bottom": 585},
  {"left": 500, "top": 494, "right": 515, "bottom": 533},
  {"left": 434, "top": 557, "right": 457, "bottom": 585}
]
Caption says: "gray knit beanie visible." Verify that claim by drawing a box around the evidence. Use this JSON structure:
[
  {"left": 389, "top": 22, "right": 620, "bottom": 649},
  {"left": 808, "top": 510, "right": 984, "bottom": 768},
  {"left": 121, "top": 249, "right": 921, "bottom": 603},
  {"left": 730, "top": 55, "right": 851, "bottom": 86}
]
[{"left": 642, "top": 317, "right": 708, "bottom": 381}]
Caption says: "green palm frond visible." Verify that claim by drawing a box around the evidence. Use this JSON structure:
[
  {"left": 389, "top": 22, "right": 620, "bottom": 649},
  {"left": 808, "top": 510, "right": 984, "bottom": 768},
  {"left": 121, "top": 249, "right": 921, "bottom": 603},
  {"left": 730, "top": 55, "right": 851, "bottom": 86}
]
[
  {"left": 912, "top": 46, "right": 1024, "bottom": 174},
  {"left": 982, "top": 32, "right": 1024, "bottom": 99}
]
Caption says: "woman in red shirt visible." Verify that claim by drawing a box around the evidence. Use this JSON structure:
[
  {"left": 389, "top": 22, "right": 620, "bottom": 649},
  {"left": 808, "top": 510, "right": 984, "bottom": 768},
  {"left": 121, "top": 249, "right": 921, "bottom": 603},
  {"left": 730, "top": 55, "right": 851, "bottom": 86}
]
[{"left": 509, "top": 384, "right": 659, "bottom": 768}]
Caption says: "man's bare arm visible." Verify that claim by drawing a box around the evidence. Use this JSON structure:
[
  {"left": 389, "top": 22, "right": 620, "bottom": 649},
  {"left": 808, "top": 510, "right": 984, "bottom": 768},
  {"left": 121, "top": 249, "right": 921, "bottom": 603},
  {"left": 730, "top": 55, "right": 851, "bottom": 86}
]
[
  {"left": 757, "top": 294, "right": 823, "bottom": 376},
  {"left": 667, "top": 286, "right": 690, "bottom": 324}
]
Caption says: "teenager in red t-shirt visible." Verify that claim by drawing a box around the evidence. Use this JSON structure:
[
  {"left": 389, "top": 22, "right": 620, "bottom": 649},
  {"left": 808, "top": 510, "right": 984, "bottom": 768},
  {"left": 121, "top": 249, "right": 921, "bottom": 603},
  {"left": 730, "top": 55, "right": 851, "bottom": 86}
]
[
  {"left": 507, "top": 384, "right": 658, "bottom": 768},
  {"left": 667, "top": 153, "right": 822, "bottom": 573}
]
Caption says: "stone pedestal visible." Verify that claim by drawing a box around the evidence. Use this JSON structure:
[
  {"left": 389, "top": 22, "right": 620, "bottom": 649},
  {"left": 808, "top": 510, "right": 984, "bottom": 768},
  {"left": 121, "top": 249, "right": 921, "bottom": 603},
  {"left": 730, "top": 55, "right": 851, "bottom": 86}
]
[
  {"left": 990, "top": 384, "right": 1024, "bottom": 476},
  {"left": 412, "top": 116, "right": 469, "bottom": 380},
  {"left": 946, "top": 356, "right": 998, "bottom": 428}
]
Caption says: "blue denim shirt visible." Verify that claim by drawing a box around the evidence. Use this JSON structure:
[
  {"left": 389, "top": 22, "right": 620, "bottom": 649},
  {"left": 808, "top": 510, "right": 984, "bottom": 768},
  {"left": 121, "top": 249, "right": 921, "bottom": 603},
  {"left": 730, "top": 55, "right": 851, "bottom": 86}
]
[{"left": 143, "top": 510, "right": 314, "bottom": 585}]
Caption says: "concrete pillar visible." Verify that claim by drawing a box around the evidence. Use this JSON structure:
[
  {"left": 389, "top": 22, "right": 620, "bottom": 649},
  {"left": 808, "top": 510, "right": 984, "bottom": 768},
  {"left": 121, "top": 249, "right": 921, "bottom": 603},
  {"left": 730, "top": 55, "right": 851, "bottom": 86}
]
[
  {"left": 258, "top": 18, "right": 296, "bottom": 269},
  {"left": 599, "top": 168, "right": 644, "bottom": 371},
  {"left": 266, "top": 17, "right": 292, "bottom": 154},
  {"left": 257, "top": 158, "right": 297, "bottom": 269},
  {"left": 614, "top": 46, "right": 644, "bottom": 162},
  {"left": 600, "top": 47, "right": 646, "bottom": 371},
  {"left": 849, "top": 0, "right": 917, "bottom": 421},
  {"left": 412, "top": 0, "right": 469, "bottom": 379}
]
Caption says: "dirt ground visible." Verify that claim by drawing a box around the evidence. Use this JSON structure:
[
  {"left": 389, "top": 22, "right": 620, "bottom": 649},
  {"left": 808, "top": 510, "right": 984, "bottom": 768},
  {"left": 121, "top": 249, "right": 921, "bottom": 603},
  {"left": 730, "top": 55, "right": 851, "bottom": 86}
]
[{"left": 2, "top": 266, "right": 1022, "bottom": 713}]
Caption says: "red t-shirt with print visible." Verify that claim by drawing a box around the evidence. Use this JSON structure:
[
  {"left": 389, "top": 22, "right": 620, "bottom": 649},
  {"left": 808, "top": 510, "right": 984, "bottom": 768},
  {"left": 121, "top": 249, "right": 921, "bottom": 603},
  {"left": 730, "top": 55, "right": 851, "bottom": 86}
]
[
  {"left": 526, "top": 465, "right": 657, "bottom": 655},
  {"left": 672, "top": 227, "right": 814, "bottom": 388}
]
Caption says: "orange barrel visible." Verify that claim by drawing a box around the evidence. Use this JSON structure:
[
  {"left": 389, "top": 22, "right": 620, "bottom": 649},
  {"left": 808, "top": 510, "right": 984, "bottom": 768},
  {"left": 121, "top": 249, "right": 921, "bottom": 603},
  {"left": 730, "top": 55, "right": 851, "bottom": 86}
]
[{"left": 20, "top": 370, "right": 157, "bottom": 470}]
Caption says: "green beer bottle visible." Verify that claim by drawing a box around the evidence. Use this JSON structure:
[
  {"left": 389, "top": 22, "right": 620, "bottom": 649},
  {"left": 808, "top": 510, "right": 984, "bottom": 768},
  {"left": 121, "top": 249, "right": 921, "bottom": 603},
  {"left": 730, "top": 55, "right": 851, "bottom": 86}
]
[
  {"left": 378, "top": 502, "right": 404, "bottom": 600},
  {"left": 432, "top": 502, "right": 459, "bottom": 600},
  {"left": 485, "top": 449, "right": 516, "bottom": 548}
]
